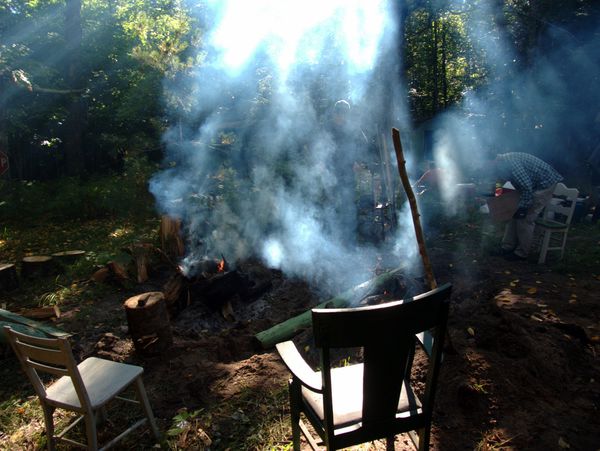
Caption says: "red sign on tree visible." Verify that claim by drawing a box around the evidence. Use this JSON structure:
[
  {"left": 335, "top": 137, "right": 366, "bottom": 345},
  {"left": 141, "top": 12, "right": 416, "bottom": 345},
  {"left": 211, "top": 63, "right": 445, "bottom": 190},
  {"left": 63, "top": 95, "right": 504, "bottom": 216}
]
[{"left": 0, "top": 151, "right": 9, "bottom": 176}]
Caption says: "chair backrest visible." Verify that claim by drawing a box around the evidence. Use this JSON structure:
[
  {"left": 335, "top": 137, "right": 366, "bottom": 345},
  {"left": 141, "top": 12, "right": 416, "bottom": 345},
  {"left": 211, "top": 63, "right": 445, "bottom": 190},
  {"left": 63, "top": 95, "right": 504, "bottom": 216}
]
[
  {"left": 541, "top": 183, "right": 579, "bottom": 225},
  {"left": 311, "top": 283, "right": 451, "bottom": 432},
  {"left": 3, "top": 326, "right": 92, "bottom": 411}
]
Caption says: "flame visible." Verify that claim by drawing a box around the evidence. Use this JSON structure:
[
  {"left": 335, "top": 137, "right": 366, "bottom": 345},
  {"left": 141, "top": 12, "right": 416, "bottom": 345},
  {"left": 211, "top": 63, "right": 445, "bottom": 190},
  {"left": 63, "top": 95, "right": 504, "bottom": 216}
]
[{"left": 217, "top": 258, "right": 226, "bottom": 272}]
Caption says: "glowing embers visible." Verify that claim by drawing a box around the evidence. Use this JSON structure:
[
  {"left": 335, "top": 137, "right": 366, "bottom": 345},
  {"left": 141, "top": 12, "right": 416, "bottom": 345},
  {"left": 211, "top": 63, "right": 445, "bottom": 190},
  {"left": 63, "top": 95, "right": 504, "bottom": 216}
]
[{"left": 217, "top": 257, "right": 226, "bottom": 273}]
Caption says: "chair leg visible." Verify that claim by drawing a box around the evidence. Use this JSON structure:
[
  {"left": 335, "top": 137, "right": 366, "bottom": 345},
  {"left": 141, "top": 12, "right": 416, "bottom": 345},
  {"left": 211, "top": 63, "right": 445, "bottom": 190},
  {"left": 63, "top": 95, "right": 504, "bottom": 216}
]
[
  {"left": 40, "top": 404, "right": 56, "bottom": 451},
  {"left": 386, "top": 435, "right": 396, "bottom": 450},
  {"left": 418, "top": 426, "right": 431, "bottom": 451},
  {"left": 84, "top": 412, "right": 98, "bottom": 450},
  {"left": 289, "top": 379, "right": 302, "bottom": 451},
  {"left": 559, "top": 231, "right": 568, "bottom": 259},
  {"left": 538, "top": 230, "right": 551, "bottom": 264},
  {"left": 134, "top": 377, "right": 161, "bottom": 441}
]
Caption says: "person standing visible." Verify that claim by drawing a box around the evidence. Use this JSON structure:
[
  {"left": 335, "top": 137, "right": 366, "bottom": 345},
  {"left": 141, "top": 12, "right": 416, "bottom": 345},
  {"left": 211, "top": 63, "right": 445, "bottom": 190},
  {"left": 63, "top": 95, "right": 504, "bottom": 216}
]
[{"left": 493, "top": 152, "right": 563, "bottom": 260}]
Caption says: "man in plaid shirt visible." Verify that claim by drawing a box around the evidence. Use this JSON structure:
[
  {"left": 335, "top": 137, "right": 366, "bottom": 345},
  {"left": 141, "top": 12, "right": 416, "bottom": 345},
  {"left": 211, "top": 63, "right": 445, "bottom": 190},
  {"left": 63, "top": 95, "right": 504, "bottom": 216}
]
[{"left": 494, "top": 152, "right": 563, "bottom": 260}]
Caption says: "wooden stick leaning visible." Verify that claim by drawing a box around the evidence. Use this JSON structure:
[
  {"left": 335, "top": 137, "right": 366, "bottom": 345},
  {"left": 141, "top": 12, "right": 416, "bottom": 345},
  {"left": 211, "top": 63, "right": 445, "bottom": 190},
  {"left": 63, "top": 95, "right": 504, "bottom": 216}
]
[
  {"left": 391, "top": 128, "right": 437, "bottom": 290},
  {"left": 392, "top": 128, "right": 456, "bottom": 354}
]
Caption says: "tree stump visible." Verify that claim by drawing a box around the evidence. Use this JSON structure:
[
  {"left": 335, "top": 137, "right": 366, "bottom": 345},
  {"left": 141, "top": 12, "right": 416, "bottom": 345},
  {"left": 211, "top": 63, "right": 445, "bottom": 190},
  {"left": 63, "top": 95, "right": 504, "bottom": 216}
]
[
  {"left": 160, "top": 215, "right": 185, "bottom": 260},
  {"left": 0, "top": 263, "right": 19, "bottom": 291},
  {"left": 52, "top": 250, "right": 86, "bottom": 265},
  {"left": 123, "top": 292, "right": 173, "bottom": 356},
  {"left": 130, "top": 243, "right": 154, "bottom": 283},
  {"left": 21, "top": 256, "right": 56, "bottom": 279}
]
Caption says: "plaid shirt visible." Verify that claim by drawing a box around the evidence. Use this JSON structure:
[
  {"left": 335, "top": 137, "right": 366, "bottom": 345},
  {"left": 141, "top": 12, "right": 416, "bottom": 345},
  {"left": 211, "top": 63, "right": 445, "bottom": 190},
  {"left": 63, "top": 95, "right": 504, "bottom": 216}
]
[{"left": 497, "top": 152, "right": 563, "bottom": 209}]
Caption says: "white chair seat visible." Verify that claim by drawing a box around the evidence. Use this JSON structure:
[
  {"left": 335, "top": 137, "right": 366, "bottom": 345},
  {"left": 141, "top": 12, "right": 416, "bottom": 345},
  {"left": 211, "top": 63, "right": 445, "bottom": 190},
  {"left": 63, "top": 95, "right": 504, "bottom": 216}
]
[
  {"left": 46, "top": 357, "right": 143, "bottom": 410},
  {"left": 302, "top": 364, "right": 422, "bottom": 427}
]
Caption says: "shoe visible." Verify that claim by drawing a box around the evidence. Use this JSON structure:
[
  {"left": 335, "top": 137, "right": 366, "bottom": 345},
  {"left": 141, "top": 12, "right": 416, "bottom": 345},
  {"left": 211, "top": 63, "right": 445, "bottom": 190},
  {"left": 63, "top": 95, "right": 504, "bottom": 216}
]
[
  {"left": 491, "top": 248, "right": 514, "bottom": 257},
  {"left": 503, "top": 252, "right": 527, "bottom": 262}
]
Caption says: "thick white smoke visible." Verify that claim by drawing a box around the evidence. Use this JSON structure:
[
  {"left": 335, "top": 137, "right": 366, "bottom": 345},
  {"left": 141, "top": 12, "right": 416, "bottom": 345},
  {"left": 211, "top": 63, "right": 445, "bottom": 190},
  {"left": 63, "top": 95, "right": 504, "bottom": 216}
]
[{"left": 150, "top": 0, "right": 412, "bottom": 292}]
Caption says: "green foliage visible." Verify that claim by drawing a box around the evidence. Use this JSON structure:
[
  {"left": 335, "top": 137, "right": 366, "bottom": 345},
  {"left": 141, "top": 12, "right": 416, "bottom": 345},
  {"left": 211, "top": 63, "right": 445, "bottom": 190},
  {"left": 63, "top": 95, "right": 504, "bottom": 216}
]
[
  {"left": 404, "top": 4, "right": 488, "bottom": 120},
  {"left": 0, "top": 155, "right": 156, "bottom": 221}
]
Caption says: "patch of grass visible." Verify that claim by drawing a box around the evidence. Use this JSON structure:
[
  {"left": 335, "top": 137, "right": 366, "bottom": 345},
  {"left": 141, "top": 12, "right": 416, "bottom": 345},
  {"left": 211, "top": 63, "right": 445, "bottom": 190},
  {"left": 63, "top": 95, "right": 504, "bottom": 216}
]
[
  {"left": 190, "top": 384, "right": 292, "bottom": 450},
  {"left": 549, "top": 223, "right": 600, "bottom": 274}
]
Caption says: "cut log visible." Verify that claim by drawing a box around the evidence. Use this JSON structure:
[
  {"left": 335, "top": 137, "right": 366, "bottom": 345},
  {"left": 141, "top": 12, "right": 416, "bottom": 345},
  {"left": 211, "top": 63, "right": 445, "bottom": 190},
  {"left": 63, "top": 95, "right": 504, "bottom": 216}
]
[
  {"left": 254, "top": 268, "right": 406, "bottom": 349},
  {"left": 124, "top": 292, "right": 173, "bottom": 356},
  {"left": 51, "top": 250, "right": 86, "bottom": 265},
  {"left": 21, "top": 256, "right": 57, "bottom": 279},
  {"left": 0, "top": 263, "right": 19, "bottom": 291},
  {"left": 160, "top": 215, "right": 185, "bottom": 260},
  {"left": 90, "top": 267, "right": 110, "bottom": 283},
  {"left": 107, "top": 260, "right": 129, "bottom": 283},
  {"left": 17, "top": 305, "right": 61, "bottom": 320}
]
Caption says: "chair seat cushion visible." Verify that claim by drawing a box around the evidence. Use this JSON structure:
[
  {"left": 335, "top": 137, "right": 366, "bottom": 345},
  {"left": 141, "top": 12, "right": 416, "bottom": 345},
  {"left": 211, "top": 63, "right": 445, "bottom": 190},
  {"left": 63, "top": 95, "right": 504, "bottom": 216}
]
[
  {"left": 301, "top": 363, "right": 422, "bottom": 428},
  {"left": 534, "top": 218, "right": 568, "bottom": 229},
  {"left": 46, "top": 357, "right": 143, "bottom": 409}
]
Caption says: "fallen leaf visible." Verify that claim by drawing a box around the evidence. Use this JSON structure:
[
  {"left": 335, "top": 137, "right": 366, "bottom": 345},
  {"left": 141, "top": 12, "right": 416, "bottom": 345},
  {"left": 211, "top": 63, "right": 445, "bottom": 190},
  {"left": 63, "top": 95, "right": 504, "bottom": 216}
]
[
  {"left": 467, "top": 327, "right": 475, "bottom": 337},
  {"left": 558, "top": 437, "right": 570, "bottom": 449},
  {"left": 527, "top": 287, "right": 538, "bottom": 295}
]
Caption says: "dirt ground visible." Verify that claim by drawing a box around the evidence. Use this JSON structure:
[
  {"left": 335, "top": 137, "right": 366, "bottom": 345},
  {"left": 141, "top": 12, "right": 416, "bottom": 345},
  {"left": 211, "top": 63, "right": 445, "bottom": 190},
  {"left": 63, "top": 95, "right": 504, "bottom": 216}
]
[{"left": 5, "top": 216, "right": 600, "bottom": 450}]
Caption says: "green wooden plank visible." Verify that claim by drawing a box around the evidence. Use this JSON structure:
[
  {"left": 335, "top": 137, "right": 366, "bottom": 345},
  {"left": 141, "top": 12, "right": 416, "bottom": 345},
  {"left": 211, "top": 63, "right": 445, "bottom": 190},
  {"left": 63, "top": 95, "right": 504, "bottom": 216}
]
[{"left": 0, "top": 308, "right": 70, "bottom": 338}]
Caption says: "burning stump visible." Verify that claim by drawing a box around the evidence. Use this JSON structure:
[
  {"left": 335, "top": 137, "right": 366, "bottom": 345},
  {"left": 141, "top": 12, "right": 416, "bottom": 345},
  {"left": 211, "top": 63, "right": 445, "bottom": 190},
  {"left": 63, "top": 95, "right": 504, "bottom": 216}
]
[
  {"left": 162, "top": 257, "right": 273, "bottom": 319},
  {"left": 124, "top": 292, "right": 173, "bottom": 356}
]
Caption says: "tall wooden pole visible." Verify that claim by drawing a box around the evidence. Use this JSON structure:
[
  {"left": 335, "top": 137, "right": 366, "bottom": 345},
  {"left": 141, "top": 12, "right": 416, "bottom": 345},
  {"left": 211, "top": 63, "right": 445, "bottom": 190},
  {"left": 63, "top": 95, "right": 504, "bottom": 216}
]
[{"left": 391, "top": 128, "right": 437, "bottom": 290}]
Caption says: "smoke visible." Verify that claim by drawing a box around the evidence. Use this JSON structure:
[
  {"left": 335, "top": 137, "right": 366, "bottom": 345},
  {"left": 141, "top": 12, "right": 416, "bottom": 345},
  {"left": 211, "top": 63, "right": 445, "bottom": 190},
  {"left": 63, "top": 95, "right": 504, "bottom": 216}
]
[
  {"left": 150, "top": 0, "right": 412, "bottom": 292},
  {"left": 428, "top": 2, "right": 600, "bottom": 191}
]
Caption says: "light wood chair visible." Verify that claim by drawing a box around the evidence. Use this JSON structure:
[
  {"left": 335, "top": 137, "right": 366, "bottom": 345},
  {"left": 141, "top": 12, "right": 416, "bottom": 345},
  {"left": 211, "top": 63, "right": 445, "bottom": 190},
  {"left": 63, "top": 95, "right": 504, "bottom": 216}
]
[
  {"left": 535, "top": 182, "right": 579, "bottom": 264},
  {"left": 3, "top": 326, "right": 161, "bottom": 450},
  {"left": 276, "top": 283, "right": 451, "bottom": 451}
]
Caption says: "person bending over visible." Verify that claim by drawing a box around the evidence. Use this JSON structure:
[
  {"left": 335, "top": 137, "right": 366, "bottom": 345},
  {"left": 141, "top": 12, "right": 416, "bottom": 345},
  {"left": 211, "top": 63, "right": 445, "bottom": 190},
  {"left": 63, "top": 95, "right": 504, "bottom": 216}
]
[{"left": 492, "top": 152, "right": 563, "bottom": 261}]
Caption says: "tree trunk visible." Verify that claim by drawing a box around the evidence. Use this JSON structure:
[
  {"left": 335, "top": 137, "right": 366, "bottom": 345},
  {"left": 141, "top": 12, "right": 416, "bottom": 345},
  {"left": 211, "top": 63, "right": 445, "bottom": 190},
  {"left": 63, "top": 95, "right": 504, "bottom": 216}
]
[
  {"left": 0, "top": 75, "right": 10, "bottom": 180},
  {"left": 160, "top": 216, "right": 185, "bottom": 261},
  {"left": 441, "top": 25, "right": 448, "bottom": 107},
  {"left": 64, "top": 0, "right": 86, "bottom": 176},
  {"left": 430, "top": 15, "right": 439, "bottom": 113}
]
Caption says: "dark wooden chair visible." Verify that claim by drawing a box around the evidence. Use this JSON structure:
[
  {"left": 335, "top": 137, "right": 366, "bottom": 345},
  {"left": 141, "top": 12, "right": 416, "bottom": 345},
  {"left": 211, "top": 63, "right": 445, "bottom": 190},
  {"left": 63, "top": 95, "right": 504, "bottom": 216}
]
[{"left": 276, "top": 283, "right": 451, "bottom": 450}]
